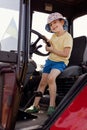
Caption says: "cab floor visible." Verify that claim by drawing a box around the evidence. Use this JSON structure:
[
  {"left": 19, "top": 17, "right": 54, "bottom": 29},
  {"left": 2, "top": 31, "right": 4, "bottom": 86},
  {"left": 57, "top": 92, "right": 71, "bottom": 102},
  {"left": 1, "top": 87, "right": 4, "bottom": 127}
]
[{"left": 15, "top": 109, "right": 48, "bottom": 130}]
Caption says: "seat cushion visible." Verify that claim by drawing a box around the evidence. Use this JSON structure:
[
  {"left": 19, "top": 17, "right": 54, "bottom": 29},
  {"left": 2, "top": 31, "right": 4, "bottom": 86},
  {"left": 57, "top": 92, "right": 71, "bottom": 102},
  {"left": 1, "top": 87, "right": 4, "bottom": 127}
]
[{"left": 59, "top": 66, "right": 82, "bottom": 78}]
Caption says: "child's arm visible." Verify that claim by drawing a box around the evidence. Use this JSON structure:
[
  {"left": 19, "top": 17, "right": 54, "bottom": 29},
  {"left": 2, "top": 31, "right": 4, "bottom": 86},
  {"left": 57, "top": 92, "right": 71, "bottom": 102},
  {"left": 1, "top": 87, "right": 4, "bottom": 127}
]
[{"left": 46, "top": 45, "right": 71, "bottom": 58}]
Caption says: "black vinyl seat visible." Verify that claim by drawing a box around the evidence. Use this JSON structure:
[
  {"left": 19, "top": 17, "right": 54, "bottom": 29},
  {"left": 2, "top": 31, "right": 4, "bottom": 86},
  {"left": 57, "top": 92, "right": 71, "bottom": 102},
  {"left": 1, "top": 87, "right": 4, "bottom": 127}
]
[{"left": 59, "top": 36, "right": 87, "bottom": 78}]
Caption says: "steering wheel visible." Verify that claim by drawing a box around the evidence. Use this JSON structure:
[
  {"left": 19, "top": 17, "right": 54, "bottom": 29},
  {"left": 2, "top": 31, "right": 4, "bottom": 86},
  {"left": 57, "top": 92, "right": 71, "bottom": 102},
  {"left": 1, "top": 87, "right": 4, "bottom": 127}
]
[{"left": 30, "top": 29, "right": 50, "bottom": 56}]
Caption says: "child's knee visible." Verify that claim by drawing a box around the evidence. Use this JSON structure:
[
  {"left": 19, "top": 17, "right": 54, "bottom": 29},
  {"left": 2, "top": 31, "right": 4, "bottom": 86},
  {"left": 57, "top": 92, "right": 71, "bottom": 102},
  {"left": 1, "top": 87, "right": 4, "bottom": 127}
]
[{"left": 48, "top": 75, "right": 55, "bottom": 84}]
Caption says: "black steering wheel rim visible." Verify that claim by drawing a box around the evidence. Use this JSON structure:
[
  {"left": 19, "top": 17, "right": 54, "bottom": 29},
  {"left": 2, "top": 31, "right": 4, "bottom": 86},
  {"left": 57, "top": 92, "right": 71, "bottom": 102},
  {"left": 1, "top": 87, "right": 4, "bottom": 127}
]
[{"left": 30, "top": 29, "right": 50, "bottom": 56}]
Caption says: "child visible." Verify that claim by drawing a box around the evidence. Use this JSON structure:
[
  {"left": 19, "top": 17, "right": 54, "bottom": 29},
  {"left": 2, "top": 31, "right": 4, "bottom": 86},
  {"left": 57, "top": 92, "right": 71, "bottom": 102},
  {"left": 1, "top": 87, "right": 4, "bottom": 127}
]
[{"left": 25, "top": 12, "right": 73, "bottom": 116}]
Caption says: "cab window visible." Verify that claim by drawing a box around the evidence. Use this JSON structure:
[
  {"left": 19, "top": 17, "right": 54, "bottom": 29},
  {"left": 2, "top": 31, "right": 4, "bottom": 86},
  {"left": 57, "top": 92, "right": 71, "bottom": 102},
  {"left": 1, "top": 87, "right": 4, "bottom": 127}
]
[
  {"left": 0, "top": 8, "right": 19, "bottom": 51},
  {"left": 32, "top": 11, "right": 52, "bottom": 70},
  {"left": 73, "top": 15, "right": 87, "bottom": 38}
]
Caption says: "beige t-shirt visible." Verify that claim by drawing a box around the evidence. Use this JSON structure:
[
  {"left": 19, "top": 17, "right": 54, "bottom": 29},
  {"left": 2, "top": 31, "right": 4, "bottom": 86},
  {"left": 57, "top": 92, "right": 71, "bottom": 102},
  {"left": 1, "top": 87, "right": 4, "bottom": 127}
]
[{"left": 48, "top": 31, "right": 73, "bottom": 65}]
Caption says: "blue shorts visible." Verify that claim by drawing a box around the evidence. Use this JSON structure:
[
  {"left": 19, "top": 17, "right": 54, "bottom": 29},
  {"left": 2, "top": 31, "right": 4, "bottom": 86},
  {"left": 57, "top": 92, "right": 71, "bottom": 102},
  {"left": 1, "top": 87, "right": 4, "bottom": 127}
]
[{"left": 43, "top": 59, "right": 66, "bottom": 74}]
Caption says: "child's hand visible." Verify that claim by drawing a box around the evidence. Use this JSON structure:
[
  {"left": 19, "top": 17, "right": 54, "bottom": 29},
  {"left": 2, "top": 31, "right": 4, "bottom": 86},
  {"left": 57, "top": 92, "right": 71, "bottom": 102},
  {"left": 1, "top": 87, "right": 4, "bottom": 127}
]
[
  {"left": 45, "top": 44, "right": 54, "bottom": 52},
  {"left": 42, "top": 36, "right": 50, "bottom": 47}
]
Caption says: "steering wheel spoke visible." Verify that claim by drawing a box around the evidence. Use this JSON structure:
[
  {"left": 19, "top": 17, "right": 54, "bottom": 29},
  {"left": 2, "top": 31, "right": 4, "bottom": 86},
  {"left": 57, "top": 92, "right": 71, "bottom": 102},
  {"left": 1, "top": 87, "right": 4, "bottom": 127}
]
[{"left": 30, "top": 29, "right": 50, "bottom": 56}]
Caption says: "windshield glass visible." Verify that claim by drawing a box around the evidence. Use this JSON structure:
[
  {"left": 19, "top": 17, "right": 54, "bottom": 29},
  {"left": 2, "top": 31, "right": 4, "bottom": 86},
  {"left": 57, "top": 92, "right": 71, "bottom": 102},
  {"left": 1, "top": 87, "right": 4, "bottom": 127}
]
[
  {"left": 0, "top": 3, "right": 19, "bottom": 51},
  {"left": 32, "top": 11, "right": 52, "bottom": 70}
]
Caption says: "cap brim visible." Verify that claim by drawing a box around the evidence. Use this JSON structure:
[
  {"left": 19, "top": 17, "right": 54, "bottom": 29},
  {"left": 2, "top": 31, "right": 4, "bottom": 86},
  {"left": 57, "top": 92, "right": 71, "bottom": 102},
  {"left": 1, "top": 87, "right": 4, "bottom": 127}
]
[
  {"left": 45, "top": 19, "right": 68, "bottom": 32},
  {"left": 45, "top": 24, "right": 53, "bottom": 33}
]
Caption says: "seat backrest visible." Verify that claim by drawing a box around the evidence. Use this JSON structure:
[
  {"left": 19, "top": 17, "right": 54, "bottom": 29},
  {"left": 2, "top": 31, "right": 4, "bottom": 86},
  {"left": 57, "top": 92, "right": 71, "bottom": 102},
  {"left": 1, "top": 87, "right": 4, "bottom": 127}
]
[{"left": 68, "top": 36, "right": 87, "bottom": 66}]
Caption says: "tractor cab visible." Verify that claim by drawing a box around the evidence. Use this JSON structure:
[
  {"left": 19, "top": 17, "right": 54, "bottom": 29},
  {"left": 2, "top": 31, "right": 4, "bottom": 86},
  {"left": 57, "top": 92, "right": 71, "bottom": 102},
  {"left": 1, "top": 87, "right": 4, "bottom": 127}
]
[{"left": 0, "top": 0, "right": 87, "bottom": 130}]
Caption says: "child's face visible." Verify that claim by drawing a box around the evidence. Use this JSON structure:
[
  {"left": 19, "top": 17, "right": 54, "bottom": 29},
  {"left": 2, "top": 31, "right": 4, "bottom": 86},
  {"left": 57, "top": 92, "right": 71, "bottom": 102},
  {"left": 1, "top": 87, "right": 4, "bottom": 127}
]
[{"left": 49, "top": 19, "right": 64, "bottom": 33}]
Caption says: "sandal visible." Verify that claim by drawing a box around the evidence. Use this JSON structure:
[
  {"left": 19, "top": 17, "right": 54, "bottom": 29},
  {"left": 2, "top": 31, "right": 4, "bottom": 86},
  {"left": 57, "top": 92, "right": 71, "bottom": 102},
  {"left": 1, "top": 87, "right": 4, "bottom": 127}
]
[
  {"left": 47, "top": 106, "right": 55, "bottom": 116},
  {"left": 25, "top": 105, "right": 40, "bottom": 113}
]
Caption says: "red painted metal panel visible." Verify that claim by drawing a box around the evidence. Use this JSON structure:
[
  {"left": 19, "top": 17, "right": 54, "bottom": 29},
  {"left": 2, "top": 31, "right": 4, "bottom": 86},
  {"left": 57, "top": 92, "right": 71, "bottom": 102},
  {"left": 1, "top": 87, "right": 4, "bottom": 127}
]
[
  {"left": 50, "top": 85, "right": 87, "bottom": 130},
  {"left": 1, "top": 72, "right": 16, "bottom": 128}
]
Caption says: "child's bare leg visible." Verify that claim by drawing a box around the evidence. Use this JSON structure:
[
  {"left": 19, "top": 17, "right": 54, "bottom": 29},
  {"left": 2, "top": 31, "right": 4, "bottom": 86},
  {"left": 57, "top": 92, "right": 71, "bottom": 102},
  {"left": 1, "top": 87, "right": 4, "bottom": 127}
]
[
  {"left": 33, "top": 73, "right": 48, "bottom": 107},
  {"left": 48, "top": 69, "right": 61, "bottom": 107}
]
